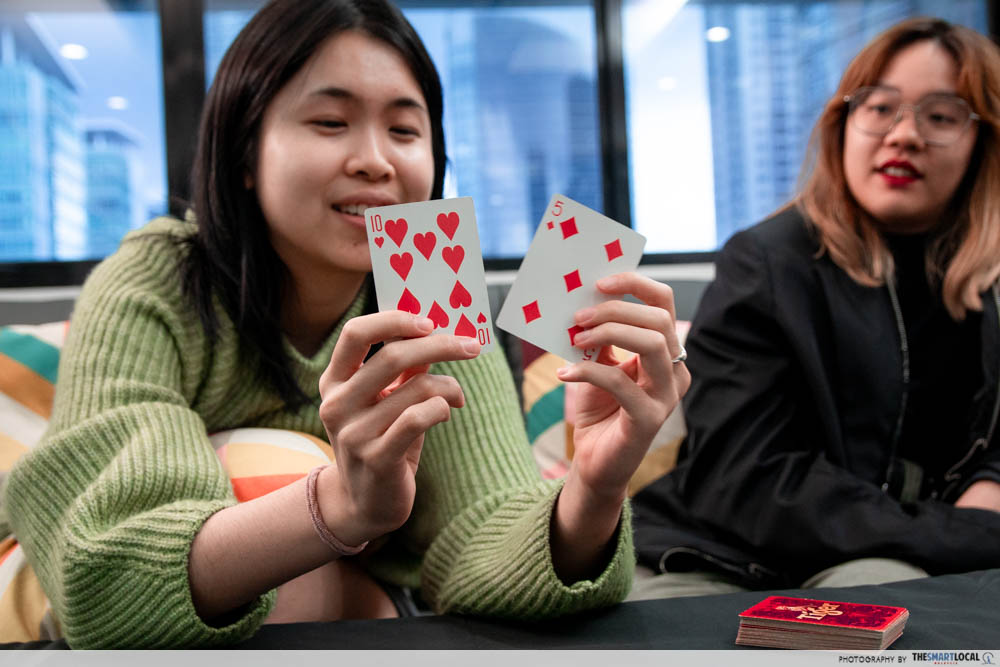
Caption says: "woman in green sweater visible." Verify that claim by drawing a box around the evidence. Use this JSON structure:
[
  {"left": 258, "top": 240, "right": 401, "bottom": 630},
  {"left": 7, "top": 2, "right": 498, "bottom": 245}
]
[{"left": 4, "top": 0, "right": 688, "bottom": 648}]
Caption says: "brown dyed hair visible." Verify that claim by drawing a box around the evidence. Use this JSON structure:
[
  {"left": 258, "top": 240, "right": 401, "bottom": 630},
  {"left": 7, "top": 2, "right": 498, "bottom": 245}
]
[{"left": 798, "top": 17, "right": 1000, "bottom": 319}]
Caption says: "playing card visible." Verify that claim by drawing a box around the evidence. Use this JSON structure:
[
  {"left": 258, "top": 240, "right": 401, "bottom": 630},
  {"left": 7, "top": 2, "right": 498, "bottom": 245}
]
[
  {"left": 365, "top": 197, "right": 495, "bottom": 353},
  {"left": 496, "top": 194, "right": 646, "bottom": 362}
]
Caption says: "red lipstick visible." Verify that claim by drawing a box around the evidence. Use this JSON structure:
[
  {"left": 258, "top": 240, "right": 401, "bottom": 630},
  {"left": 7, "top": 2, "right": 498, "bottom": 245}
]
[{"left": 877, "top": 159, "right": 922, "bottom": 188}]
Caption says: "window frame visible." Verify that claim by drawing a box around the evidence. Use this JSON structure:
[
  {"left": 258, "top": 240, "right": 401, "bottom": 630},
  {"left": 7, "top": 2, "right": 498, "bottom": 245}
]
[{"left": 2, "top": 0, "right": 998, "bottom": 286}]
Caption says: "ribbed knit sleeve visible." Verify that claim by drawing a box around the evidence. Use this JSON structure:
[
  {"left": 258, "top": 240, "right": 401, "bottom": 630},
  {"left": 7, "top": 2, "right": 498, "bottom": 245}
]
[
  {"left": 369, "top": 347, "right": 635, "bottom": 618},
  {"left": 3, "top": 222, "right": 274, "bottom": 648}
]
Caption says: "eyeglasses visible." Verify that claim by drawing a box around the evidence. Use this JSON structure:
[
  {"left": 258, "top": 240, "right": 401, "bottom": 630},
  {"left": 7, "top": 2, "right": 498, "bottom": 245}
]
[{"left": 843, "top": 86, "right": 980, "bottom": 146}]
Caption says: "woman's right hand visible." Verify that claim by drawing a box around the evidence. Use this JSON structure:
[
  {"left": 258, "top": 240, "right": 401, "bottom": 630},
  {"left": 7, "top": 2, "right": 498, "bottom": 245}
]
[{"left": 316, "top": 311, "right": 480, "bottom": 548}]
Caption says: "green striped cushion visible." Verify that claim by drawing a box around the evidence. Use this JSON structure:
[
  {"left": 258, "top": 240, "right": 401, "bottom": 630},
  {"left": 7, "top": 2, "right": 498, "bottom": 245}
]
[{"left": 0, "top": 322, "right": 68, "bottom": 643}]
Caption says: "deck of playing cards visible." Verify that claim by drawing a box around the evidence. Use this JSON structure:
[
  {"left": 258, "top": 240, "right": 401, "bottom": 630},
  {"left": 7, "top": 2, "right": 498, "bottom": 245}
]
[{"left": 735, "top": 596, "right": 909, "bottom": 650}]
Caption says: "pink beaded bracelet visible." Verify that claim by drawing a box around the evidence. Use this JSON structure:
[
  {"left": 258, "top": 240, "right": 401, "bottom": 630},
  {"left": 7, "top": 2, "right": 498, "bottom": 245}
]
[{"left": 306, "top": 465, "right": 368, "bottom": 557}]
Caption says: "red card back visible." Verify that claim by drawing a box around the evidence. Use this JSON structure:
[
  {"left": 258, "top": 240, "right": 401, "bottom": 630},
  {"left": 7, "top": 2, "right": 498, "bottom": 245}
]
[{"left": 739, "top": 596, "right": 907, "bottom": 631}]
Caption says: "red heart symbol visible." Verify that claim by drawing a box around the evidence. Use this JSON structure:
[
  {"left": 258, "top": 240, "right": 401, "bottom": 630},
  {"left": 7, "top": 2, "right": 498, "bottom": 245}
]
[
  {"left": 385, "top": 218, "right": 408, "bottom": 247},
  {"left": 436, "top": 212, "right": 460, "bottom": 240},
  {"left": 428, "top": 301, "right": 450, "bottom": 329},
  {"left": 441, "top": 245, "right": 464, "bottom": 274},
  {"left": 374, "top": 237, "right": 384, "bottom": 248},
  {"left": 477, "top": 312, "right": 487, "bottom": 324},
  {"left": 397, "top": 288, "right": 420, "bottom": 314},
  {"left": 390, "top": 252, "right": 413, "bottom": 281},
  {"left": 413, "top": 232, "right": 436, "bottom": 260},
  {"left": 449, "top": 280, "right": 472, "bottom": 309},
  {"left": 454, "top": 313, "right": 476, "bottom": 338}
]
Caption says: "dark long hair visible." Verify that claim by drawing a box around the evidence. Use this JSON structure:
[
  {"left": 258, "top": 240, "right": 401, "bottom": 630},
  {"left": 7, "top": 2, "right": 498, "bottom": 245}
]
[{"left": 181, "top": 0, "right": 446, "bottom": 406}]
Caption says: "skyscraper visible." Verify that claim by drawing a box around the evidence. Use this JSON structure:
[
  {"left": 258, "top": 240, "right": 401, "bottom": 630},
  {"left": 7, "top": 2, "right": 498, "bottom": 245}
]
[
  {"left": 703, "top": 0, "right": 988, "bottom": 245},
  {"left": 444, "top": 13, "right": 603, "bottom": 257},
  {"left": 86, "top": 121, "right": 143, "bottom": 258},
  {"left": 0, "top": 15, "right": 85, "bottom": 261}
]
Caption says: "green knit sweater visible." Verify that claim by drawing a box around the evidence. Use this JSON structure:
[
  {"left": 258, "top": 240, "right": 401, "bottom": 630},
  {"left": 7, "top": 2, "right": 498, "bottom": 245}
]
[{"left": 3, "top": 218, "right": 633, "bottom": 648}]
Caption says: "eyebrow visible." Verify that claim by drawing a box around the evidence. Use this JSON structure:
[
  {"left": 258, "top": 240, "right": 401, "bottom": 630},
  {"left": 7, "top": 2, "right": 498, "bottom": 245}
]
[
  {"left": 308, "top": 86, "right": 427, "bottom": 112},
  {"left": 874, "top": 84, "right": 959, "bottom": 97}
]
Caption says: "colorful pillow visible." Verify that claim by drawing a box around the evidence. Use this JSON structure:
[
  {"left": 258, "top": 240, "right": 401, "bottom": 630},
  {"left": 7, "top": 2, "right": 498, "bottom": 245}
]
[
  {"left": 0, "top": 322, "right": 68, "bottom": 643},
  {"left": 209, "top": 428, "right": 333, "bottom": 502},
  {"left": 0, "top": 324, "right": 342, "bottom": 641}
]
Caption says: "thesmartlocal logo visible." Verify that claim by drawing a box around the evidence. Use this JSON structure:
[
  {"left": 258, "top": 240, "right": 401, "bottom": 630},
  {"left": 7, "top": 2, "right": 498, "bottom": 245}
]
[{"left": 911, "top": 653, "right": 994, "bottom": 665}]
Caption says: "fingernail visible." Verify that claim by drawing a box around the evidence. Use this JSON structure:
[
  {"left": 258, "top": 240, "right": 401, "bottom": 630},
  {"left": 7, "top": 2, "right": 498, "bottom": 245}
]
[
  {"left": 572, "top": 330, "right": 590, "bottom": 345},
  {"left": 461, "top": 338, "right": 481, "bottom": 355},
  {"left": 596, "top": 276, "right": 617, "bottom": 290},
  {"left": 415, "top": 317, "right": 434, "bottom": 333},
  {"left": 556, "top": 366, "right": 571, "bottom": 378},
  {"left": 575, "top": 307, "right": 595, "bottom": 325}
]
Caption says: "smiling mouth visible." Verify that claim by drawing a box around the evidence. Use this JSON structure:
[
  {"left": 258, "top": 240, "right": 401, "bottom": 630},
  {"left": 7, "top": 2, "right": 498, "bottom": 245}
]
[
  {"left": 879, "top": 166, "right": 921, "bottom": 178},
  {"left": 332, "top": 203, "right": 373, "bottom": 216}
]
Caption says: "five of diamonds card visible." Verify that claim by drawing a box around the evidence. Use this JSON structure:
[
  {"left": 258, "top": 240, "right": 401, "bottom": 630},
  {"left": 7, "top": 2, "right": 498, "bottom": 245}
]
[
  {"left": 496, "top": 194, "right": 646, "bottom": 362},
  {"left": 364, "top": 197, "right": 496, "bottom": 352}
]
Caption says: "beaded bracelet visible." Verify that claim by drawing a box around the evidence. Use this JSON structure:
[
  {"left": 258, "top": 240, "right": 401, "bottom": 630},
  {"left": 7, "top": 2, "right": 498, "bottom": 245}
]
[{"left": 306, "top": 465, "right": 368, "bottom": 557}]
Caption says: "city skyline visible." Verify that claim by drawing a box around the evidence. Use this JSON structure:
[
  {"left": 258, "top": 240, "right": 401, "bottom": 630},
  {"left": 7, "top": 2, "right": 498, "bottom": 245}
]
[
  {"left": 0, "top": 6, "right": 165, "bottom": 262},
  {"left": 1, "top": 1, "right": 991, "bottom": 263}
]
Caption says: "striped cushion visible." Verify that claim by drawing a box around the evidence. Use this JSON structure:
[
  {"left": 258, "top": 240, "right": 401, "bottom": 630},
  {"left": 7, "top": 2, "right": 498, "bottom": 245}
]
[
  {"left": 521, "top": 343, "right": 572, "bottom": 481},
  {"left": 0, "top": 324, "right": 338, "bottom": 642},
  {"left": 0, "top": 322, "right": 68, "bottom": 643},
  {"left": 210, "top": 428, "right": 334, "bottom": 502}
]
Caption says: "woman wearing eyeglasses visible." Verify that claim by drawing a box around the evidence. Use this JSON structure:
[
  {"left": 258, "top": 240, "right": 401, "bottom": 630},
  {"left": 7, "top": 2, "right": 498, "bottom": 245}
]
[{"left": 629, "top": 17, "right": 1000, "bottom": 598}]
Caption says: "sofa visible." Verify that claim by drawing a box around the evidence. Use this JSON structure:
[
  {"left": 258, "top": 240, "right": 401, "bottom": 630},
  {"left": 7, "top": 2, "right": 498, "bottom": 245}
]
[
  {"left": 4, "top": 315, "right": 1000, "bottom": 650},
  {"left": 0, "top": 312, "right": 688, "bottom": 644}
]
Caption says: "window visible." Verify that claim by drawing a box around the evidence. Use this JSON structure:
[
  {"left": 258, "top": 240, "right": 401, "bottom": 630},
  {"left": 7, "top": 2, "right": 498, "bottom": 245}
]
[
  {"left": 623, "top": 0, "right": 990, "bottom": 253},
  {"left": 0, "top": 0, "right": 994, "bottom": 276},
  {"left": 0, "top": 1, "right": 167, "bottom": 262},
  {"left": 204, "top": 0, "right": 603, "bottom": 260}
]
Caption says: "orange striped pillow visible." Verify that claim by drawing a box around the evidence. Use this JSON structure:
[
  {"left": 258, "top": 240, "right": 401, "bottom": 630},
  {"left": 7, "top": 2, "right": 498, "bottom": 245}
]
[
  {"left": 209, "top": 428, "right": 334, "bottom": 502},
  {"left": 0, "top": 322, "right": 68, "bottom": 643},
  {"left": 0, "top": 323, "right": 337, "bottom": 642}
]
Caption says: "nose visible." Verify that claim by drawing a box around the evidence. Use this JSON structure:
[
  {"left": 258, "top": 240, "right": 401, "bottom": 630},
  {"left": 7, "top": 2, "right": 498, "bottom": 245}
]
[
  {"left": 344, "top": 127, "right": 394, "bottom": 182},
  {"left": 883, "top": 104, "right": 924, "bottom": 150}
]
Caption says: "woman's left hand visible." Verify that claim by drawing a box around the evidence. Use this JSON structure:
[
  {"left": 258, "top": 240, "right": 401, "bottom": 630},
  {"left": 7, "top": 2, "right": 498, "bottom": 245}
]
[{"left": 550, "top": 272, "right": 690, "bottom": 582}]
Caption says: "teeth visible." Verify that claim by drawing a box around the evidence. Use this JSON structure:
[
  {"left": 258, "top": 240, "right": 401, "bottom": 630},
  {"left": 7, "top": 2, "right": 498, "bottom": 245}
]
[
  {"left": 883, "top": 166, "right": 916, "bottom": 178},
  {"left": 337, "top": 203, "right": 371, "bottom": 216}
]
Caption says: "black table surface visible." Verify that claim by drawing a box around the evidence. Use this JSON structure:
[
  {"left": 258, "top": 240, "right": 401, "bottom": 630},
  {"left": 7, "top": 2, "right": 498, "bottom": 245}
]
[{"left": 8, "top": 568, "right": 999, "bottom": 649}]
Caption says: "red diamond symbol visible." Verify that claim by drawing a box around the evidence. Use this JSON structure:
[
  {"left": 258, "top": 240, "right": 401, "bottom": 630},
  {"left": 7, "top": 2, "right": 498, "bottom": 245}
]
[
  {"left": 522, "top": 300, "right": 541, "bottom": 324},
  {"left": 559, "top": 217, "right": 579, "bottom": 239},
  {"left": 567, "top": 325, "right": 585, "bottom": 346},
  {"left": 563, "top": 269, "right": 582, "bottom": 292},
  {"left": 546, "top": 221, "right": 554, "bottom": 230},
  {"left": 605, "top": 239, "right": 623, "bottom": 261}
]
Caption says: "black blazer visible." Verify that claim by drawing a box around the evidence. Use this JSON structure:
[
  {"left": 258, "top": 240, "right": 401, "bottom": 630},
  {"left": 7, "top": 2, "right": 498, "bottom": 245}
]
[{"left": 632, "top": 206, "right": 1000, "bottom": 588}]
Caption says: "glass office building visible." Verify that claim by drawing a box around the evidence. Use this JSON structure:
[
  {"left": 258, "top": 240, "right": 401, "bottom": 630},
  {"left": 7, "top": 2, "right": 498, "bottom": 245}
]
[
  {"left": 0, "top": 15, "right": 86, "bottom": 261},
  {"left": 0, "top": 1, "right": 992, "bottom": 264},
  {"left": 0, "top": 5, "right": 164, "bottom": 263}
]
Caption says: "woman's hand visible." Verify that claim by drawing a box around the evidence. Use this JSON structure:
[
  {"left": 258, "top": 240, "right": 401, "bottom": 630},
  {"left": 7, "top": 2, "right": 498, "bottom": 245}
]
[
  {"left": 316, "top": 311, "right": 480, "bottom": 548},
  {"left": 954, "top": 480, "right": 1000, "bottom": 513},
  {"left": 551, "top": 272, "right": 690, "bottom": 582}
]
